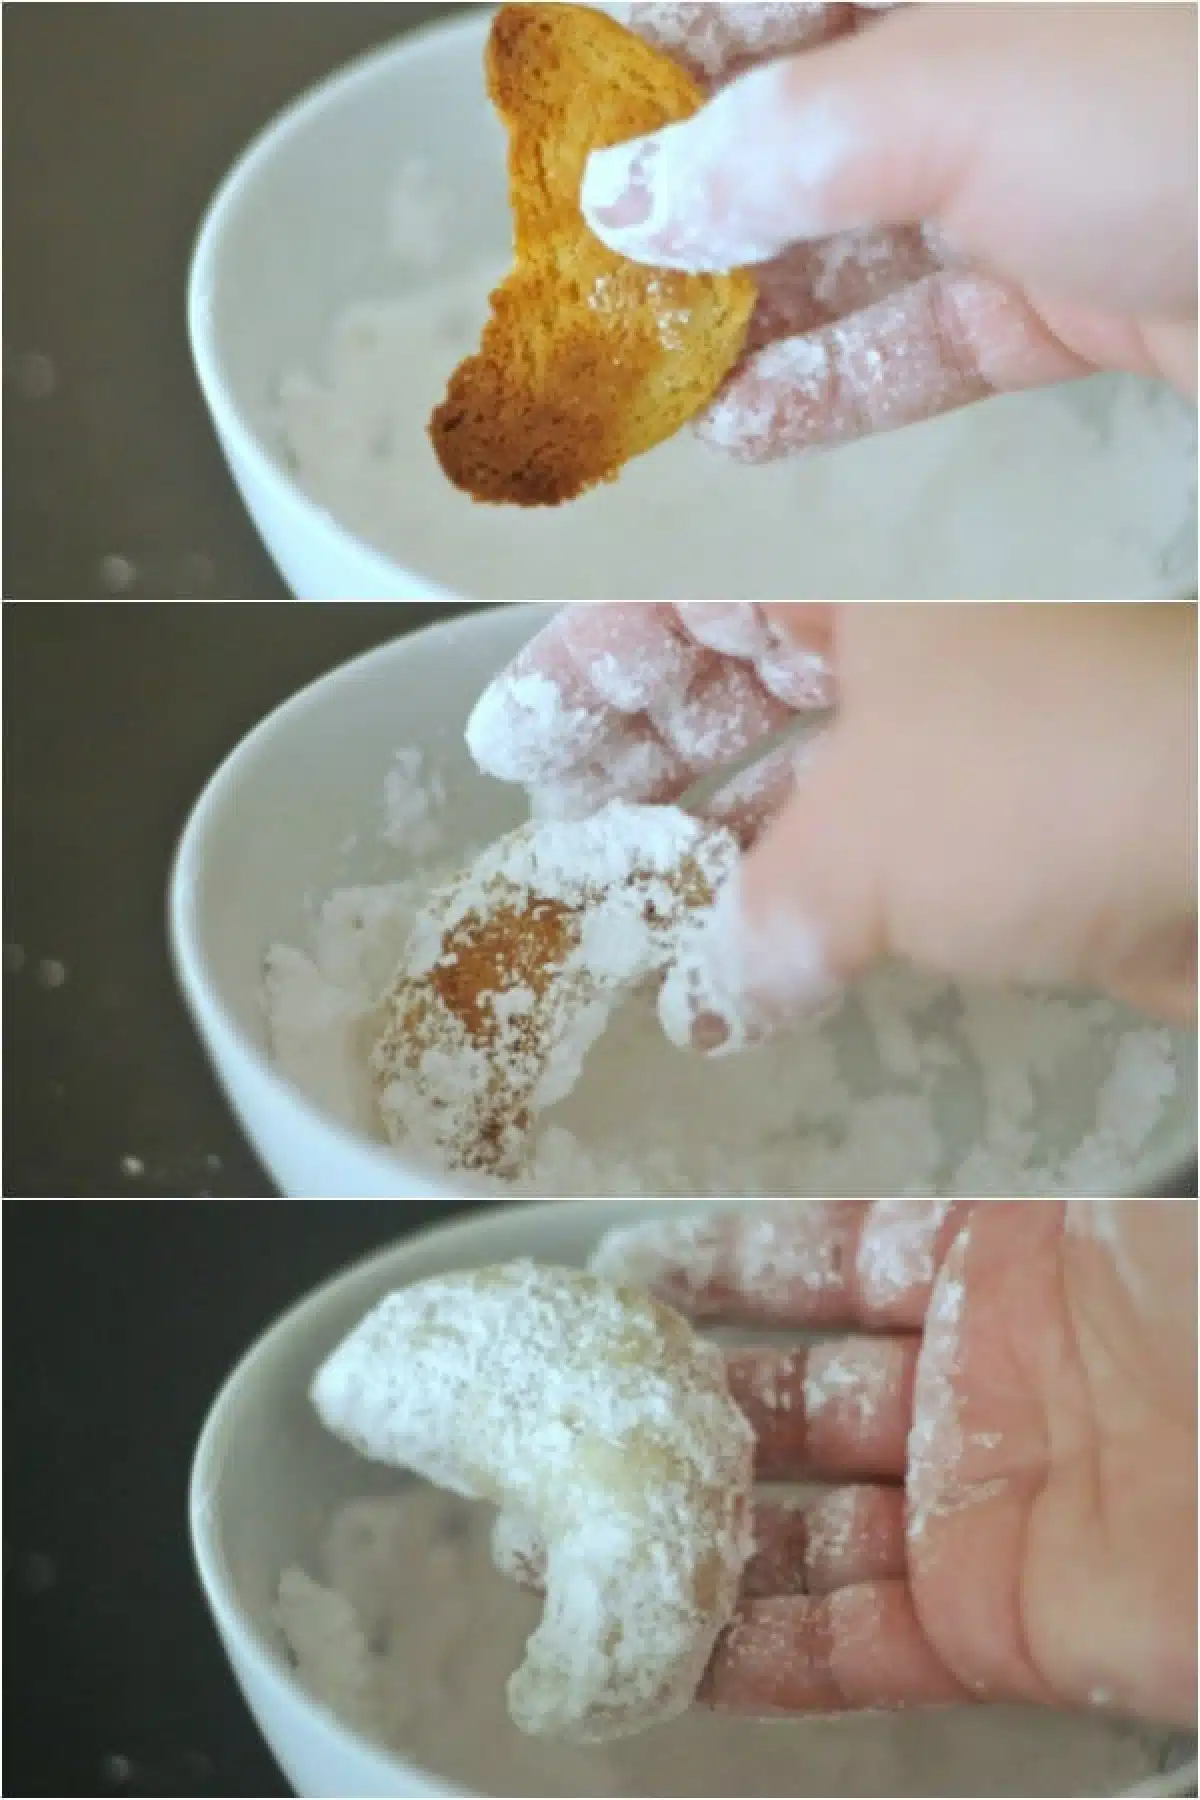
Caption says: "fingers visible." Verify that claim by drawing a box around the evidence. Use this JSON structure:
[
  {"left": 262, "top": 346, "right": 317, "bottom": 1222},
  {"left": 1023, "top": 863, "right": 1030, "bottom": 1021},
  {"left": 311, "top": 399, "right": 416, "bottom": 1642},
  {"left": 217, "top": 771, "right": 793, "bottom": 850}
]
[
  {"left": 749, "top": 1486, "right": 907, "bottom": 1596},
  {"left": 655, "top": 711, "right": 879, "bottom": 1043},
  {"left": 728, "top": 1337, "right": 918, "bottom": 1480},
  {"left": 619, "top": 3, "right": 848, "bottom": 90},
  {"left": 582, "top": 5, "right": 1196, "bottom": 317},
  {"left": 675, "top": 602, "right": 836, "bottom": 708},
  {"left": 700, "top": 1580, "right": 968, "bottom": 1714},
  {"left": 467, "top": 605, "right": 836, "bottom": 809},
  {"left": 701, "top": 734, "right": 811, "bottom": 846},
  {"left": 698, "top": 271, "right": 1088, "bottom": 463},
  {"left": 579, "top": 6, "right": 976, "bottom": 272},
  {"left": 738, "top": 223, "right": 938, "bottom": 357},
  {"left": 499, "top": 1485, "right": 906, "bottom": 1600},
  {"left": 590, "top": 1201, "right": 969, "bottom": 1330}
]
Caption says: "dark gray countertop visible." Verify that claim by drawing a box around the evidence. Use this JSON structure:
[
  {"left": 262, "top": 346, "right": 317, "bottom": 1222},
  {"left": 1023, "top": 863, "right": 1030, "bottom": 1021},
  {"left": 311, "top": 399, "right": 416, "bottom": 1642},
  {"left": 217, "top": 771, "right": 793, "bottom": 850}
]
[
  {"left": 4, "top": 600, "right": 480, "bottom": 1197},
  {"left": 4, "top": 3, "right": 462, "bottom": 600}
]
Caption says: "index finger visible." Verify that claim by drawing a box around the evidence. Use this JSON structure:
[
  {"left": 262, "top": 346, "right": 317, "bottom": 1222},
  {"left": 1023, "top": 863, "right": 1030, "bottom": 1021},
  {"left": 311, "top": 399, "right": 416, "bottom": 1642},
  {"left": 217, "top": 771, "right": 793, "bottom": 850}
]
[
  {"left": 465, "top": 604, "right": 836, "bottom": 802},
  {"left": 588, "top": 1200, "right": 972, "bottom": 1330},
  {"left": 619, "top": 4, "right": 850, "bottom": 89}
]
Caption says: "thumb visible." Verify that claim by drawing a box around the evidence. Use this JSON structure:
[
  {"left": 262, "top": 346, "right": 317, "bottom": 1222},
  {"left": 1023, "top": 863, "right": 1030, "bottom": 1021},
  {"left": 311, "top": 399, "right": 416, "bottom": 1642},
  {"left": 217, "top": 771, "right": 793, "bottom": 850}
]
[
  {"left": 582, "top": 4, "right": 1196, "bottom": 314},
  {"left": 659, "top": 728, "right": 885, "bottom": 1053},
  {"left": 581, "top": 6, "right": 980, "bottom": 271}
]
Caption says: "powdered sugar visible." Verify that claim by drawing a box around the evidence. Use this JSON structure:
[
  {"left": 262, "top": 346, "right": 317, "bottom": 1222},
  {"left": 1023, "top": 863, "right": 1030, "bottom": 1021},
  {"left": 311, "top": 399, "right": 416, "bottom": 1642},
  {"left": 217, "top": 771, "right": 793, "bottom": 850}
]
[
  {"left": 583, "top": 69, "right": 855, "bottom": 269},
  {"left": 589, "top": 273, "right": 693, "bottom": 350},
  {"left": 803, "top": 1338, "right": 901, "bottom": 1433},
  {"left": 275, "top": 266, "right": 1196, "bottom": 601},
  {"left": 613, "top": 4, "right": 833, "bottom": 85},
  {"left": 276, "top": 1567, "right": 377, "bottom": 1733},
  {"left": 370, "top": 802, "right": 739, "bottom": 1174},
  {"left": 267, "top": 879, "right": 1191, "bottom": 1196},
  {"left": 262, "top": 755, "right": 1192, "bottom": 1196},
  {"left": 311, "top": 1262, "right": 754, "bottom": 1741},
  {"left": 466, "top": 670, "right": 611, "bottom": 783},
  {"left": 905, "top": 1225, "right": 986, "bottom": 1549},
  {"left": 591, "top": 1205, "right": 858, "bottom": 1315},
  {"left": 857, "top": 1200, "right": 953, "bottom": 1310},
  {"left": 382, "top": 747, "right": 446, "bottom": 855},
  {"left": 804, "top": 1484, "right": 871, "bottom": 1584},
  {"left": 278, "top": 1486, "right": 1178, "bottom": 1796}
]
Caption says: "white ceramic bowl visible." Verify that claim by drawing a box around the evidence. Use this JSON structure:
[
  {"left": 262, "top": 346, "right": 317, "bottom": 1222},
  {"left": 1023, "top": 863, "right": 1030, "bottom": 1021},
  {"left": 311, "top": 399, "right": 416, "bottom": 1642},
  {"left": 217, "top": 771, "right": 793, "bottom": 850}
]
[
  {"left": 189, "top": 1198, "right": 1197, "bottom": 1800},
  {"left": 187, "top": 13, "right": 1196, "bottom": 604},
  {"left": 170, "top": 603, "right": 544, "bottom": 1198},
  {"left": 169, "top": 601, "right": 1197, "bottom": 1200},
  {"left": 188, "top": 10, "right": 500, "bottom": 601}
]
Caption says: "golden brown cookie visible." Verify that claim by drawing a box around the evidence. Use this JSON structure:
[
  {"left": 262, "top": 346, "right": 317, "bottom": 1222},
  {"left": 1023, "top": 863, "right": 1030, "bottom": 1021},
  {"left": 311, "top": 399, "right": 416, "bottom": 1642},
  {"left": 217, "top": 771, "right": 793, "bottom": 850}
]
[{"left": 429, "top": 4, "right": 757, "bottom": 506}]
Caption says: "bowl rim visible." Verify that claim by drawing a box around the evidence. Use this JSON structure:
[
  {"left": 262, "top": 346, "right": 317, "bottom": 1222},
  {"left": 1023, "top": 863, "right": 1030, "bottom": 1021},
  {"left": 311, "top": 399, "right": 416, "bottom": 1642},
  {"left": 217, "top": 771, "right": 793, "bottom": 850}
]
[
  {"left": 187, "top": 1202, "right": 556, "bottom": 1798},
  {"left": 186, "top": 7, "right": 497, "bottom": 603},
  {"left": 189, "top": 1198, "right": 1199, "bottom": 1800},
  {"left": 166, "top": 605, "right": 553, "bottom": 1201}
]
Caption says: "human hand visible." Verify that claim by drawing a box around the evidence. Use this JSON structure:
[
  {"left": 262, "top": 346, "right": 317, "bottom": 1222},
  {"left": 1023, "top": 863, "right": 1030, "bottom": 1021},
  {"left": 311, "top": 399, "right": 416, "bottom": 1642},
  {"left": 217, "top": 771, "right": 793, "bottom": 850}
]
[
  {"left": 582, "top": 3, "right": 1197, "bottom": 460},
  {"left": 590, "top": 1199, "right": 1198, "bottom": 1726},
  {"left": 465, "top": 602, "right": 1197, "bottom": 1037}
]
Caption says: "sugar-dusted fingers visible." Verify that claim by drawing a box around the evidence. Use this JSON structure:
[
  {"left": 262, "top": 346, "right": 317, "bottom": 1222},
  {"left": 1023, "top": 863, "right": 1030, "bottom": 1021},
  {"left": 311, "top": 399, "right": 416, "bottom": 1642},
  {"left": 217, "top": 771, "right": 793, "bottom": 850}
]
[
  {"left": 697, "top": 272, "right": 1088, "bottom": 464},
  {"left": 467, "top": 603, "right": 837, "bottom": 808},
  {"left": 620, "top": 3, "right": 850, "bottom": 90},
  {"left": 739, "top": 223, "right": 939, "bottom": 358},
  {"left": 497, "top": 1483, "right": 906, "bottom": 1602},
  {"left": 589, "top": 1200, "right": 973, "bottom": 1332},
  {"left": 728, "top": 1336, "right": 918, "bottom": 1480},
  {"left": 699, "top": 1580, "right": 970, "bottom": 1713},
  {"left": 746, "top": 1484, "right": 907, "bottom": 1596},
  {"left": 702, "top": 733, "right": 812, "bottom": 846}
]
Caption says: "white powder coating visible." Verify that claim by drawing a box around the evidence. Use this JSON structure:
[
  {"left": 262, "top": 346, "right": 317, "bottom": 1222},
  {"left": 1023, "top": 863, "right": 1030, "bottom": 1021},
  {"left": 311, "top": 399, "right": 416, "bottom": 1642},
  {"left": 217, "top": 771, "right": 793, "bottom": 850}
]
[
  {"left": 275, "top": 267, "right": 1196, "bottom": 601},
  {"left": 310, "top": 1261, "right": 755, "bottom": 1742},
  {"left": 266, "top": 872, "right": 1191, "bottom": 1197},
  {"left": 261, "top": 743, "right": 1191, "bottom": 1195},
  {"left": 590, "top": 1205, "right": 858, "bottom": 1314},
  {"left": 381, "top": 746, "right": 446, "bottom": 855},
  {"left": 370, "top": 802, "right": 739, "bottom": 1175},
  {"left": 611, "top": 4, "right": 832, "bottom": 84},
  {"left": 276, "top": 1487, "right": 1180, "bottom": 1797},
  {"left": 906, "top": 1225, "right": 977, "bottom": 1551},
  {"left": 857, "top": 1199, "right": 953, "bottom": 1308}
]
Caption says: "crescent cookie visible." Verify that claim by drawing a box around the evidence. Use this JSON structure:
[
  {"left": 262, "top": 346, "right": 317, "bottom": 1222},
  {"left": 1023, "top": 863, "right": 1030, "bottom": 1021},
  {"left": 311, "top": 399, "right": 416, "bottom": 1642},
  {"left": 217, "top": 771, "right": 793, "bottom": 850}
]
[{"left": 312, "top": 1260, "right": 755, "bottom": 1741}]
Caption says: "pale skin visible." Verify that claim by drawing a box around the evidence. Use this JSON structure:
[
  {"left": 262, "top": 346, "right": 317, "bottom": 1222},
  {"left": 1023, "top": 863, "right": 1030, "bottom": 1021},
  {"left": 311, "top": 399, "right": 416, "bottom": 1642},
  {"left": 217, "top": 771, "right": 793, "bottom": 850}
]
[
  {"left": 466, "top": 602, "right": 1197, "bottom": 1043},
  {"left": 589, "top": 1200, "right": 1198, "bottom": 1726},
  {"left": 584, "top": 3, "right": 1197, "bottom": 458}
]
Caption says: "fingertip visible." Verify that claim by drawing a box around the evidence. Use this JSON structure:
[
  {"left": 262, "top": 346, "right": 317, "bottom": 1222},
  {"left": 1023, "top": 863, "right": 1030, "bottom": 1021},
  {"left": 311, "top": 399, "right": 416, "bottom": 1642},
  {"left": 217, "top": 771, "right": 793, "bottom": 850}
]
[
  {"left": 658, "top": 861, "right": 844, "bottom": 1057},
  {"left": 465, "top": 616, "right": 614, "bottom": 783}
]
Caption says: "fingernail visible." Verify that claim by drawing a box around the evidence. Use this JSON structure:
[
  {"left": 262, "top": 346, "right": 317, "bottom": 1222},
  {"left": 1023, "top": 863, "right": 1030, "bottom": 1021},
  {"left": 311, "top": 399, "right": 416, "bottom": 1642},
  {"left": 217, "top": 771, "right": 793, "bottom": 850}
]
[
  {"left": 659, "top": 869, "right": 841, "bottom": 1054},
  {"left": 758, "top": 642, "right": 835, "bottom": 710},
  {"left": 581, "top": 63, "right": 858, "bottom": 272},
  {"left": 584, "top": 139, "right": 658, "bottom": 230},
  {"left": 690, "top": 1010, "right": 731, "bottom": 1052}
]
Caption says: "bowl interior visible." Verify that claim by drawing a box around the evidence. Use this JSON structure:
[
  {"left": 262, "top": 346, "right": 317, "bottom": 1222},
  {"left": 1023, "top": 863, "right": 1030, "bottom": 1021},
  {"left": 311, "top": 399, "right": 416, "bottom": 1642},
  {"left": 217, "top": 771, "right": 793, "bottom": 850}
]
[
  {"left": 194, "top": 1202, "right": 683, "bottom": 1641},
  {"left": 191, "top": 14, "right": 1196, "bottom": 604},
  {"left": 172, "top": 601, "right": 1197, "bottom": 1199},
  {"left": 192, "top": 1200, "right": 1196, "bottom": 1799},
  {"left": 192, "top": 11, "right": 505, "bottom": 461},
  {"left": 172, "top": 604, "right": 542, "bottom": 1064}
]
